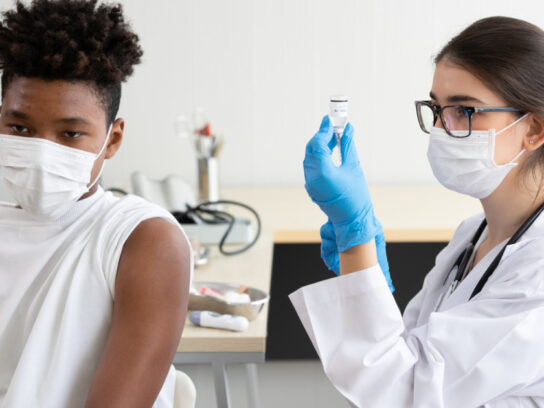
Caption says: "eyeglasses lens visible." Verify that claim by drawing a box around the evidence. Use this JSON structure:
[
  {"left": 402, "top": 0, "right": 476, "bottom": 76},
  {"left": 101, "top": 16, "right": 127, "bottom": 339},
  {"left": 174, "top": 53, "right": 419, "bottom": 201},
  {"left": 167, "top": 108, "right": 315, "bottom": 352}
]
[
  {"left": 441, "top": 107, "right": 470, "bottom": 137},
  {"left": 418, "top": 104, "right": 436, "bottom": 133}
]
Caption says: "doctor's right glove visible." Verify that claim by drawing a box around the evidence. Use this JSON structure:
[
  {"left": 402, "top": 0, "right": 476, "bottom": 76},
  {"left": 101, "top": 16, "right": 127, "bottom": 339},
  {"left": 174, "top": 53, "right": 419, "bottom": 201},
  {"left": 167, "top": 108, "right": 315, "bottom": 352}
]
[{"left": 304, "top": 116, "right": 394, "bottom": 292}]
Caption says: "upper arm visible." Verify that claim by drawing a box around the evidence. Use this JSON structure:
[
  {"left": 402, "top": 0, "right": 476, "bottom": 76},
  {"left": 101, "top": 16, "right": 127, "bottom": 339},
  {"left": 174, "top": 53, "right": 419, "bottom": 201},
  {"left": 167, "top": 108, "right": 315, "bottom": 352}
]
[{"left": 85, "top": 218, "right": 191, "bottom": 408}]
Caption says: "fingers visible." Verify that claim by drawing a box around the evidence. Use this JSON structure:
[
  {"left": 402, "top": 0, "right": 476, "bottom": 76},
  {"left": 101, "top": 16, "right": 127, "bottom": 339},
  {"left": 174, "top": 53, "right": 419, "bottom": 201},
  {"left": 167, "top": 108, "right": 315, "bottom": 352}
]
[
  {"left": 328, "top": 132, "right": 338, "bottom": 152},
  {"left": 320, "top": 220, "right": 336, "bottom": 241},
  {"left": 319, "top": 115, "right": 331, "bottom": 132},
  {"left": 306, "top": 115, "right": 335, "bottom": 155},
  {"left": 340, "top": 123, "right": 358, "bottom": 165}
]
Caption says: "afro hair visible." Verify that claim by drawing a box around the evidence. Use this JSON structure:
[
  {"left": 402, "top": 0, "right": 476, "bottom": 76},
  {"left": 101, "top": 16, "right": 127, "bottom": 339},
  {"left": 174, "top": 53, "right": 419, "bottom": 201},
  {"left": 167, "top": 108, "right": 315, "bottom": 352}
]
[{"left": 0, "top": 0, "right": 143, "bottom": 124}]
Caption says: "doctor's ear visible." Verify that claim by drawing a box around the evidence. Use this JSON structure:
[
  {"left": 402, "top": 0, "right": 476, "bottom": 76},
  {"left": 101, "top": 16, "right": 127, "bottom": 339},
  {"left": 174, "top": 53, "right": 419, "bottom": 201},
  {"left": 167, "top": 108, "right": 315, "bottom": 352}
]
[
  {"left": 105, "top": 118, "right": 124, "bottom": 160},
  {"left": 523, "top": 113, "right": 544, "bottom": 151}
]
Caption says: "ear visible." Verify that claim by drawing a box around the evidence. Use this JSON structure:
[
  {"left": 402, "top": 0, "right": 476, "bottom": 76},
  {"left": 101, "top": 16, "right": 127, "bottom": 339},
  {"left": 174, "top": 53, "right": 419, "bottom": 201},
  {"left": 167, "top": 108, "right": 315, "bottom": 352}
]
[
  {"left": 523, "top": 113, "right": 544, "bottom": 151},
  {"left": 105, "top": 118, "right": 124, "bottom": 159}
]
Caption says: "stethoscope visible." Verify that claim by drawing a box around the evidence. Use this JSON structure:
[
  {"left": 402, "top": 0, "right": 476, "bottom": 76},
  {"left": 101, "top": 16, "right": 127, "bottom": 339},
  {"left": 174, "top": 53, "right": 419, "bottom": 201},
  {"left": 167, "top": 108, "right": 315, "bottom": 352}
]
[{"left": 434, "top": 201, "right": 544, "bottom": 312}]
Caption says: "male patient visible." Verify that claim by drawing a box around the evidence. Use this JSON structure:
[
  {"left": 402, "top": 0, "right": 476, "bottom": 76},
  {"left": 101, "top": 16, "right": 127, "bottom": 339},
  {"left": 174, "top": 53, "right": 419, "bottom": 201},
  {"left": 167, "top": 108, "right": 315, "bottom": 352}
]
[{"left": 0, "top": 1, "right": 192, "bottom": 407}]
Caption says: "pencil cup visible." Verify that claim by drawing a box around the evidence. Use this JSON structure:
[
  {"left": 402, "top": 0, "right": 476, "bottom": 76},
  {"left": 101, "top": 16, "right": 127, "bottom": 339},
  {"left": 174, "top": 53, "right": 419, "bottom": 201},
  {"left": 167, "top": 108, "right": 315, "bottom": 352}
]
[{"left": 198, "top": 157, "right": 219, "bottom": 202}]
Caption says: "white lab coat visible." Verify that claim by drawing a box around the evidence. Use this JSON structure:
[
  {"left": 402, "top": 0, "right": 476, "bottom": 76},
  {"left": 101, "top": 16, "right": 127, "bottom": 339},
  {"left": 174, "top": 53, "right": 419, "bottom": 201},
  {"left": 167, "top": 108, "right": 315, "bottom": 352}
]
[{"left": 290, "top": 212, "right": 544, "bottom": 407}]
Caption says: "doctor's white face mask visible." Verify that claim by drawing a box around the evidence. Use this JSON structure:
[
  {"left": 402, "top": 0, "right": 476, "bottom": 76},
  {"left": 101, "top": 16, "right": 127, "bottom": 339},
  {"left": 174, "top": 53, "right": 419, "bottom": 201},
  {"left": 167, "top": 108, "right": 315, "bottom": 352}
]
[
  {"left": 0, "top": 125, "right": 112, "bottom": 221},
  {"left": 426, "top": 114, "right": 528, "bottom": 199}
]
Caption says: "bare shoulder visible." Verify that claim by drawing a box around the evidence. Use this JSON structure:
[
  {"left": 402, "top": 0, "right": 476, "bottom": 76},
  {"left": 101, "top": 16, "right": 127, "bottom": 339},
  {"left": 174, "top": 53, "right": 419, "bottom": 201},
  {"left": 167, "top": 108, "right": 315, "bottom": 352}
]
[
  {"left": 115, "top": 216, "right": 192, "bottom": 314},
  {"left": 122, "top": 217, "right": 191, "bottom": 263},
  {"left": 86, "top": 218, "right": 192, "bottom": 407},
  {"left": 119, "top": 217, "right": 191, "bottom": 279}
]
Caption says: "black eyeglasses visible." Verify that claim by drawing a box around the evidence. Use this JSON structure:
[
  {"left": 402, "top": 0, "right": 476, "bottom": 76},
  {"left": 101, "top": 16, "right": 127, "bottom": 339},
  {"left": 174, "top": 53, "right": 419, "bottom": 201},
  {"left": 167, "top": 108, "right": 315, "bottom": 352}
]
[{"left": 414, "top": 100, "right": 523, "bottom": 138}]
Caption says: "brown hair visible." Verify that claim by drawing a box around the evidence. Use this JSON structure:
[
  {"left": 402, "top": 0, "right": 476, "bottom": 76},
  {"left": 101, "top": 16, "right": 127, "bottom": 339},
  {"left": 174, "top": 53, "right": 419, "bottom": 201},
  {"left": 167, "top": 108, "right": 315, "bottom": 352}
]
[{"left": 435, "top": 16, "right": 544, "bottom": 186}]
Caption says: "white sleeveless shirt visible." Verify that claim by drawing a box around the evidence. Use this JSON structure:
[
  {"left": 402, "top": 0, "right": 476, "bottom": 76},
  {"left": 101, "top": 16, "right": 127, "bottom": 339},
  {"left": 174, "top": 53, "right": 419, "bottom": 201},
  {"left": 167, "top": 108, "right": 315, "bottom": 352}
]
[{"left": 0, "top": 187, "right": 192, "bottom": 408}]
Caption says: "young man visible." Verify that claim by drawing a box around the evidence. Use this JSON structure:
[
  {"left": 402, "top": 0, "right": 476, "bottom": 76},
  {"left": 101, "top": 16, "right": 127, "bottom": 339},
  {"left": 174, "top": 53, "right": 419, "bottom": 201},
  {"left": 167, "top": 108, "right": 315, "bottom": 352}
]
[{"left": 0, "top": 1, "right": 192, "bottom": 407}]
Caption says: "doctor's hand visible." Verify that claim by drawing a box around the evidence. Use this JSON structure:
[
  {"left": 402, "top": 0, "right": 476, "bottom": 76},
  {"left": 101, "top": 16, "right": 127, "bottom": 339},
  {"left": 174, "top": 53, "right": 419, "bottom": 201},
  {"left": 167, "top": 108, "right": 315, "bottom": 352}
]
[
  {"left": 320, "top": 220, "right": 340, "bottom": 275},
  {"left": 304, "top": 116, "right": 381, "bottom": 252},
  {"left": 320, "top": 219, "right": 394, "bottom": 292},
  {"left": 305, "top": 116, "right": 393, "bottom": 291}
]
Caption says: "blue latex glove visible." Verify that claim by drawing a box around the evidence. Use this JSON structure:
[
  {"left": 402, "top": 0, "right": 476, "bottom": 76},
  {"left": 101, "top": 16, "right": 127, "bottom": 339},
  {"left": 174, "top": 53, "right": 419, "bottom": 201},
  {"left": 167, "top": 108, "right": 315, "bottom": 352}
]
[
  {"left": 320, "top": 221, "right": 340, "bottom": 274},
  {"left": 304, "top": 115, "right": 380, "bottom": 251},
  {"left": 305, "top": 116, "right": 394, "bottom": 291},
  {"left": 375, "top": 230, "right": 394, "bottom": 292},
  {"left": 320, "top": 219, "right": 394, "bottom": 292}
]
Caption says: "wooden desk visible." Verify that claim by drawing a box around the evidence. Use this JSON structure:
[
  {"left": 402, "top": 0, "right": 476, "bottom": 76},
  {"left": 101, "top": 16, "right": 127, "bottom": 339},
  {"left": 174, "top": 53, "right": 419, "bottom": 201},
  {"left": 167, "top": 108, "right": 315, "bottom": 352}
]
[
  {"left": 175, "top": 216, "right": 273, "bottom": 408},
  {"left": 273, "top": 228, "right": 459, "bottom": 244},
  {"left": 176, "top": 230, "right": 273, "bottom": 354},
  {"left": 216, "top": 185, "right": 480, "bottom": 230},
  {"left": 176, "top": 185, "right": 481, "bottom": 347}
]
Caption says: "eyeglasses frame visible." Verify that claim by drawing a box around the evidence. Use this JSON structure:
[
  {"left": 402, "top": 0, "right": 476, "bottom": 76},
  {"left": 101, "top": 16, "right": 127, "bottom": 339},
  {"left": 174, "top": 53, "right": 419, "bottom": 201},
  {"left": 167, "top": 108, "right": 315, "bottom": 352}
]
[{"left": 414, "top": 100, "right": 523, "bottom": 138}]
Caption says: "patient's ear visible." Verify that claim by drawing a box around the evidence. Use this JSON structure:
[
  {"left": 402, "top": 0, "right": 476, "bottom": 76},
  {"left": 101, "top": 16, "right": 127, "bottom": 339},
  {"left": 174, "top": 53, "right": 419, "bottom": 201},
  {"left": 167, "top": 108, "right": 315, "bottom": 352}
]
[{"left": 105, "top": 118, "right": 124, "bottom": 159}]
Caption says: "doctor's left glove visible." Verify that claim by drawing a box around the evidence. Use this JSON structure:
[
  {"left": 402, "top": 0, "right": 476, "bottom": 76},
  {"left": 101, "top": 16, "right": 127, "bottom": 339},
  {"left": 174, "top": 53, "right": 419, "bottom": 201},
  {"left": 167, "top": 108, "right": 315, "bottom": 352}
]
[
  {"left": 305, "top": 116, "right": 394, "bottom": 291},
  {"left": 320, "top": 219, "right": 394, "bottom": 292}
]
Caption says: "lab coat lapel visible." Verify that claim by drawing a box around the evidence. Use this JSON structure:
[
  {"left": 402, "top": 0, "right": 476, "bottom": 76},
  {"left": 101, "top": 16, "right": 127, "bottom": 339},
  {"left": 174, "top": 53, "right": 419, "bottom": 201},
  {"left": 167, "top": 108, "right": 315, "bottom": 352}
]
[
  {"left": 438, "top": 259, "right": 487, "bottom": 311},
  {"left": 413, "top": 235, "right": 474, "bottom": 324},
  {"left": 438, "top": 238, "right": 531, "bottom": 310}
]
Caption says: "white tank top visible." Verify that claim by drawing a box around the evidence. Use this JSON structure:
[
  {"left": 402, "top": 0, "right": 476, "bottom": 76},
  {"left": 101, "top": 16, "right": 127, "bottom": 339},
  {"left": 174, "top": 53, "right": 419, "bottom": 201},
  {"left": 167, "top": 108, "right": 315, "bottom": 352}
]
[{"left": 0, "top": 187, "right": 193, "bottom": 408}]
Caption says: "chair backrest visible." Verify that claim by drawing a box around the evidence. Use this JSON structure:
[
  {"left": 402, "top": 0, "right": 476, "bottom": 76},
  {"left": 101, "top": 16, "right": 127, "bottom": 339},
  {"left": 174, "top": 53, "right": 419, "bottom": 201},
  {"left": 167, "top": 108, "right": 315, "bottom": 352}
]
[{"left": 173, "top": 370, "right": 196, "bottom": 408}]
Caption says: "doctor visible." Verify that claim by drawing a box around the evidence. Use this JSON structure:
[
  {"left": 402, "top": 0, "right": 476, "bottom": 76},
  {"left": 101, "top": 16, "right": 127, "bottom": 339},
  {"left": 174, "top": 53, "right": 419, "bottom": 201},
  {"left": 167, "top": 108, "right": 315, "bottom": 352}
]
[{"left": 291, "top": 16, "right": 544, "bottom": 407}]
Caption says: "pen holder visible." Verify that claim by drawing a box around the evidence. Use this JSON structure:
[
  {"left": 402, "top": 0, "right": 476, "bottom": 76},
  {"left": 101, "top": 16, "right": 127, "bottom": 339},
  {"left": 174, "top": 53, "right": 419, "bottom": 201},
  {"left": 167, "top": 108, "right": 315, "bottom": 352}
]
[{"left": 198, "top": 157, "right": 219, "bottom": 202}]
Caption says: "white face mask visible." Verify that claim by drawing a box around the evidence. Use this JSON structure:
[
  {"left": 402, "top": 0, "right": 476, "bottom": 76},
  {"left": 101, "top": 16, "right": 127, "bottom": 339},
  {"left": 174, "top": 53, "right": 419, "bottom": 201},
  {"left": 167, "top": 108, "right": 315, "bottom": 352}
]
[
  {"left": 0, "top": 125, "right": 112, "bottom": 221},
  {"left": 427, "top": 114, "right": 528, "bottom": 199}
]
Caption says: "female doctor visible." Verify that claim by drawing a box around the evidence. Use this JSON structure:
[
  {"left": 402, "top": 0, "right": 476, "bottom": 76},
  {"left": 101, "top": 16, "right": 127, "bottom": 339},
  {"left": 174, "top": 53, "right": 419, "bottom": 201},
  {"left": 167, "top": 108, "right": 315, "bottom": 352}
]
[{"left": 290, "top": 16, "right": 544, "bottom": 408}]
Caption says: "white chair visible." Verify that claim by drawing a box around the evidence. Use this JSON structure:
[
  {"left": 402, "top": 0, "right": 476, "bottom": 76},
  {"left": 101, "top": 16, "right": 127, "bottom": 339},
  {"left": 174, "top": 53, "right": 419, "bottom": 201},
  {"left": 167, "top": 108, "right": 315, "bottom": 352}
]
[{"left": 173, "top": 370, "right": 197, "bottom": 408}]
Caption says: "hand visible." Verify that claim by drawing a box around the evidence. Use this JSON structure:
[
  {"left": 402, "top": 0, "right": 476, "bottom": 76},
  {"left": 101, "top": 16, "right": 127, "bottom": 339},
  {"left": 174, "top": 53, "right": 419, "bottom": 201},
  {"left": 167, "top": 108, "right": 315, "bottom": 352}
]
[
  {"left": 320, "top": 219, "right": 395, "bottom": 292},
  {"left": 375, "top": 231, "right": 395, "bottom": 292},
  {"left": 304, "top": 116, "right": 381, "bottom": 252},
  {"left": 320, "top": 220, "right": 340, "bottom": 275}
]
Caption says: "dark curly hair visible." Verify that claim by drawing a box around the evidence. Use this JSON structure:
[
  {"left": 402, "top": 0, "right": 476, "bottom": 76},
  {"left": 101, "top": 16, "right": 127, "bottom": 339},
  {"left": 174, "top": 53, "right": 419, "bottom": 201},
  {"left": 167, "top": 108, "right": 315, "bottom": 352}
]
[{"left": 0, "top": 0, "right": 143, "bottom": 126}]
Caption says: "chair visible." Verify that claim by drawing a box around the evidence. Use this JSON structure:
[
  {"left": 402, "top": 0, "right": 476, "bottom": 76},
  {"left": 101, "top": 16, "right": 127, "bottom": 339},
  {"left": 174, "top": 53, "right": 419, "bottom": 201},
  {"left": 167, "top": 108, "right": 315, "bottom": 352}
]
[{"left": 173, "top": 370, "right": 197, "bottom": 408}]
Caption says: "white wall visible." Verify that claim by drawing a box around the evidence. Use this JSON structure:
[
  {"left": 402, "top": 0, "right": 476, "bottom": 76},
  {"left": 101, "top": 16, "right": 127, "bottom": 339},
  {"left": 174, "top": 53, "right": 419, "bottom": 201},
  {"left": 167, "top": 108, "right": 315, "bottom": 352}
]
[{"left": 3, "top": 0, "right": 544, "bottom": 190}]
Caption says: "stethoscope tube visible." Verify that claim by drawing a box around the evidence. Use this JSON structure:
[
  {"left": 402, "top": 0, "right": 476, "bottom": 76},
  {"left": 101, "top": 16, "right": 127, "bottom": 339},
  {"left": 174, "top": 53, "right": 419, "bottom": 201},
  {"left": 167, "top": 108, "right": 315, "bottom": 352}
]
[{"left": 468, "top": 201, "right": 544, "bottom": 299}]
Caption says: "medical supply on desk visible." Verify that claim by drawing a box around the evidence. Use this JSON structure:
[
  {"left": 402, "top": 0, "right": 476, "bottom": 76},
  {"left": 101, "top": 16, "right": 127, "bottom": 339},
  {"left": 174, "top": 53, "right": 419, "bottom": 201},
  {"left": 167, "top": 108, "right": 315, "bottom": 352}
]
[
  {"left": 197, "top": 286, "right": 251, "bottom": 303},
  {"left": 329, "top": 95, "right": 348, "bottom": 165},
  {"left": 130, "top": 172, "right": 260, "bottom": 256},
  {"left": 189, "top": 282, "right": 269, "bottom": 320},
  {"left": 131, "top": 172, "right": 197, "bottom": 210},
  {"left": 192, "top": 110, "right": 223, "bottom": 202},
  {"left": 197, "top": 157, "right": 219, "bottom": 202},
  {"left": 173, "top": 199, "right": 261, "bottom": 256},
  {"left": 189, "top": 311, "right": 249, "bottom": 332},
  {"left": 188, "top": 236, "right": 210, "bottom": 266}
]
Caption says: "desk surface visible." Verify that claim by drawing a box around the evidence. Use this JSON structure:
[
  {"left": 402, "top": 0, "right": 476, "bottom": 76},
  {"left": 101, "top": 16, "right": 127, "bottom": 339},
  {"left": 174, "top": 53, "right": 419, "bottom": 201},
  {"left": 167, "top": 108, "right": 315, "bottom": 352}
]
[
  {"left": 177, "top": 228, "right": 273, "bottom": 353},
  {"left": 219, "top": 185, "right": 482, "bottom": 229},
  {"left": 177, "top": 185, "right": 482, "bottom": 353}
]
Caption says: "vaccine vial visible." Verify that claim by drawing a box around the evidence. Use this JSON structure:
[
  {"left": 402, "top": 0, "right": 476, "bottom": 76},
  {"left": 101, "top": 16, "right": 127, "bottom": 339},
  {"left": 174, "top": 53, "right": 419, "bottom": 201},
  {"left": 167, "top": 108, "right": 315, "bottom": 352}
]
[{"left": 329, "top": 95, "right": 349, "bottom": 165}]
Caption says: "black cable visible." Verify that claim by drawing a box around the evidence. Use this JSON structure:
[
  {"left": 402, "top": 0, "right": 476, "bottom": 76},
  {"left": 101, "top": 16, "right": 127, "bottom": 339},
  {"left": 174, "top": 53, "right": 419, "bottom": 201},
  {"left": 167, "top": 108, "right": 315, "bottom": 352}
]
[
  {"left": 172, "top": 199, "right": 261, "bottom": 256},
  {"left": 469, "top": 200, "right": 544, "bottom": 299}
]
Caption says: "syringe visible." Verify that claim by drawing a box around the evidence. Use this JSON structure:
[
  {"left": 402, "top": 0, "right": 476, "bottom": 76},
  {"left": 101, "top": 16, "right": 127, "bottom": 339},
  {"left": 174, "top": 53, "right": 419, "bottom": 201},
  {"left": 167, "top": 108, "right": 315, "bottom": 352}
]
[{"left": 329, "top": 95, "right": 349, "bottom": 165}]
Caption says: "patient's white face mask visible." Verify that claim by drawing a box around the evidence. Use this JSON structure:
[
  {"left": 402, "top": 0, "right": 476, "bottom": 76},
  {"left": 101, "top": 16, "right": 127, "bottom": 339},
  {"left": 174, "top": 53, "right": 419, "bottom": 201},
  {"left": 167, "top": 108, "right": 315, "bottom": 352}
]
[
  {"left": 0, "top": 125, "right": 112, "bottom": 221},
  {"left": 427, "top": 114, "right": 528, "bottom": 199}
]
